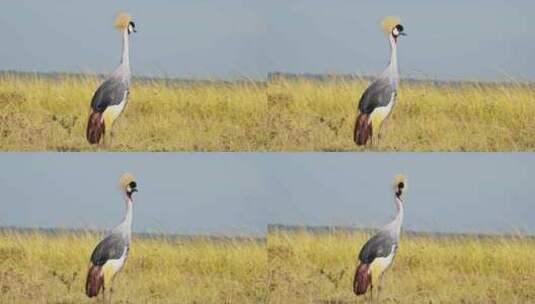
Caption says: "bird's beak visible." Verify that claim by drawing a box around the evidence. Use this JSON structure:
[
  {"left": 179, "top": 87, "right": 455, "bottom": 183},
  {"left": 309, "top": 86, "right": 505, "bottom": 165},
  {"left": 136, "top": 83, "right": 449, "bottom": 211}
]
[
  {"left": 399, "top": 32, "right": 407, "bottom": 36},
  {"left": 133, "top": 28, "right": 138, "bottom": 33},
  {"left": 132, "top": 188, "right": 138, "bottom": 193}
]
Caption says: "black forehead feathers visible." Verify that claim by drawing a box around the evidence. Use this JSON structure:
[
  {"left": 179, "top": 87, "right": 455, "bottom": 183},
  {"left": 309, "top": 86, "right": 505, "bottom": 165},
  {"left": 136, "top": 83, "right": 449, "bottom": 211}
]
[
  {"left": 129, "top": 21, "right": 136, "bottom": 28},
  {"left": 398, "top": 182, "right": 404, "bottom": 189},
  {"left": 395, "top": 24, "right": 404, "bottom": 32},
  {"left": 129, "top": 181, "right": 137, "bottom": 188}
]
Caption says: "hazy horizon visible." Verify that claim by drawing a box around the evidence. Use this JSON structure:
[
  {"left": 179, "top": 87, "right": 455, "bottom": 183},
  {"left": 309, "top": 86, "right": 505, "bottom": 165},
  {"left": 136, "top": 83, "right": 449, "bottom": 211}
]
[
  {"left": 1, "top": 1, "right": 534, "bottom": 81},
  {"left": 0, "top": 153, "right": 533, "bottom": 237}
]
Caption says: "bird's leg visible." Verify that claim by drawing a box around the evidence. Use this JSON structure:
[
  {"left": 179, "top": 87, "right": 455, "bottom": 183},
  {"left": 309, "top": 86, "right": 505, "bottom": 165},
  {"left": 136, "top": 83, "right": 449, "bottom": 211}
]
[
  {"left": 108, "top": 286, "right": 114, "bottom": 304},
  {"left": 103, "top": 132, "right": 111, "bottom": 148},
  {"left": 97, "top": 134, "right": 105, "bottom": 151},
  {"left": 377, "top": 284, "right": 381, "bottom": 304},
  {"left": 369, "top": 126, "right": 374, "bottom": 148},
  {"left": 100, "top": 133, "right": 107, "bottom": 150},
  {"left": 369, "top": 284, "right": 373, "bottom": 304},
  {"left": 101, "top": 288, "right": 106, "bottom": 304},
  {"left": 370, "top": 137, "right": 379, "bottom": 152},
  {"left": 377, "top": 132, "right": 382, "bottom": 148},
  {"left": 377, "top": 273, "right": 386, "bottom": 303},
  {"left": 380, "top": 269, "right": 392, "bottom": 302},
  {"left": 109, "top": 130, "right": 114, "bottom": 148}
]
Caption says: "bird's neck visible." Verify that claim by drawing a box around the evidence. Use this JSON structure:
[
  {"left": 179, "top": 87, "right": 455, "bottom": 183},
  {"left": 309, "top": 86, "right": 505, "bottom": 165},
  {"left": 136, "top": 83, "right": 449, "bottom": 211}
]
[
  {"left": 385, "top": 196, "right": 404, "bottom": 239},
  {"left": 393, "top": 196, "right": 404, "bottom": 236},
  {"left": 385, "top": 35, "right": 399, "bottom": 86},
  {"left": 120, "top": 196, "right": 134, "bottom": 235},
  {"left": 120, "top": 30, "right": 130, "bottom": 70}
]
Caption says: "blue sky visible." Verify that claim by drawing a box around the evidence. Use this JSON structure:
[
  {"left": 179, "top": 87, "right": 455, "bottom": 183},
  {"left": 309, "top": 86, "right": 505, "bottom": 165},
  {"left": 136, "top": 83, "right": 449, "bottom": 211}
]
[
  {"left": 0, "top": 153, "right": 533, "bottom": 236},
  {"left": 0, "top": 0, "right": 534, "bottom": 81}
]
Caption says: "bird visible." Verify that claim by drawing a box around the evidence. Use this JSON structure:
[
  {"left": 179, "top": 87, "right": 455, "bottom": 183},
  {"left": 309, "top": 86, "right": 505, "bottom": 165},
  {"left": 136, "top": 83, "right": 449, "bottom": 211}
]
[
  {"left": 86, "top": 12, "right": 137, "bottom": 146},
  {"left": 354, "top": 17, "right": 406, "bottom": 147},
  {"left": 353, "top": 174, "right": 407, "bottom": 303},
  {"left": 85, "top": 173, "right": 138, "bottom": 302}
]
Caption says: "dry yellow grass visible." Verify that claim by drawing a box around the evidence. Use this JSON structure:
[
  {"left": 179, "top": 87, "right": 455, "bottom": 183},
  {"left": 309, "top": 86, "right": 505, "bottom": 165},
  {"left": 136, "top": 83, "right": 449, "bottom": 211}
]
[
  {"left": 268, "top": 79, "right": 535, "bottom": 151},
  {"left": 2, "top": 229, "right": 534, "bottom": 303},
  {"left": 267, "top": 230, "right": 535, "bottom": 304},
  {"left": 0, "top": 74, "right": 267, "bottom": 151},
  {"left": 0, "top": 74, "right": 534, "bottom": 151},
  {"left": 0, "top": 231, "right": 267, "bottom": 303}
]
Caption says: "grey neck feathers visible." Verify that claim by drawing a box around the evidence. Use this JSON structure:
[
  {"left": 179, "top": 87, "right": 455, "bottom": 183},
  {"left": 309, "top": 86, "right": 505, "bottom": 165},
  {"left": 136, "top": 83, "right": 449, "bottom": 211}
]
[
  {"left": 382, "top": 34, "right": 399, "bottom": 88},
  {"left": 113, "top": 196, "right": 133, "bottom": 239},
  {"left": 123, "top": 197, "right": 133, "bottom": 230},
  {"left": 120, "top": 30, "right": 131, "bottom": 73},
  {"left": 383, "top": 196, "right": 404, "bottom": 241},
  {"left": 111, "top": 30, "right": 131, "bottom": 86}
]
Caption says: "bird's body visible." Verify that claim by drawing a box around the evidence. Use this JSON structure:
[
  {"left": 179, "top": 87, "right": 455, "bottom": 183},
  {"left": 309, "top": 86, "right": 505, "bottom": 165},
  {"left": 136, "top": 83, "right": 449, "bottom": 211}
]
[
  {"left": 85, "top": 173, "right": 138, "bottom": 301},
  {"left": 355, "top": 79, "right": 397, "bottom": 145},
  {"left": 87, "top": 13, "right": 136, "bottom": 146},
  {"left": 354, "top": 17, "right": 405, "bottom": 146},
  {"left": 87, "top": 77, "right": 129, "bottom": 143},
  {"left": 86, "top": 215, "right": 131, "bottom": 297},
  {"left": 360, "top": 231, "right": 397, "bottom": 270},
  {"left": 353, "top": 174, "right": 406, "bottom": 303}
]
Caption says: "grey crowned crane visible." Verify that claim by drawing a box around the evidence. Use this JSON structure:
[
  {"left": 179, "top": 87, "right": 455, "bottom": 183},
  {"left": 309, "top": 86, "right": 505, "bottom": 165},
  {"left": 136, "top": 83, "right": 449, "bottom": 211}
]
[
  {"left": 353, "top": 174, "right": 406, "bottom": 303},
  {"left": 354, "top": 17, "right": 406, "bottom": 146},
  {"left": 85, "top": 173, "right": 138, "bottom": 302},
  {"left": 86, "top": 12, "right": 136, "bottom": 146}
]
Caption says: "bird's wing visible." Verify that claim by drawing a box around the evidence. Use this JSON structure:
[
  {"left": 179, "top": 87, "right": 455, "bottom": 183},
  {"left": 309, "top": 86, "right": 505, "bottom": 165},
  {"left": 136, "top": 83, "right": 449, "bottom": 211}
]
[
  {"left": 358, "top": 231, "right": 396, "bottom": 264},
  {"left": 89, "top": 233, "right": 127, "bottom": 266},
  {"left": 90, "top": 78, "right": 128, "bottom": 113},
  {"left": 357, "top": 78, "right": 395, "bottom": 114}
]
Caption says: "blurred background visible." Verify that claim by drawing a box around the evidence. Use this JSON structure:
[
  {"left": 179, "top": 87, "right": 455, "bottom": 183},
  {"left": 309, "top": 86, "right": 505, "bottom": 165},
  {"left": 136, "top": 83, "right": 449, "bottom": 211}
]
[
  {"left": 0, "top": 153, "right": 533, "bottom": 236},
  {"left": 0, "top": 0, "right": 533, "bottom": 81}
]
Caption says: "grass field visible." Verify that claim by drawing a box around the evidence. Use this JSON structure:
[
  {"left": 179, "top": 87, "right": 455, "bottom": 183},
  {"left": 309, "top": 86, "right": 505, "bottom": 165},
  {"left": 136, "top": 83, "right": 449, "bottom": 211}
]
[
  {"left": 268, "top": 79, "right": 535, "bottom": 151},
  {"left": 1, "top": 230, "right": 534, "bottom": 303},
  {"left": 0, "top": 231, "right": 267, "bottom": 303},
  {"left": 267, "top": 230, "right": 535, "bottom": 304},
  {"left": 0, "top": 74, "right": 266, "bottom": 151},
  {"left": 0, "top": 74, "right": 533, "bottom": 151}
]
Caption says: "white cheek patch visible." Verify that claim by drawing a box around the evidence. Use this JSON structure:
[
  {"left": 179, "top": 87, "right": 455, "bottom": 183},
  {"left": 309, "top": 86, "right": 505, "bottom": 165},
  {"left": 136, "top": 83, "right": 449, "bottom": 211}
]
[{"left": 392, "top": 28, "right": 399, "bottom": 36}]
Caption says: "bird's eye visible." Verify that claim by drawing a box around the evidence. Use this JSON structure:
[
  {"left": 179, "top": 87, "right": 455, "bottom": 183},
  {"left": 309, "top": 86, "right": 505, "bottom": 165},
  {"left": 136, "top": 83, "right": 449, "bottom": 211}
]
[{"left": 127, "top": 22, "right": 135, "bottom": 33}]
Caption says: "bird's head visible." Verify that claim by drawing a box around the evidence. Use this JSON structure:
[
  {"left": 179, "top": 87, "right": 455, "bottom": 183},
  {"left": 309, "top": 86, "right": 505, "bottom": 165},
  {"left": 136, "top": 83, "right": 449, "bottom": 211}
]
[
  {"left": 120, "top": 172, "right": 138, "bottom": 199},
  {"left": 393, "top": 174, "right": 407, "bottom": 199},
  {"left": 115, "top": 12, "right": 137, "bottom": 35},
  {"left": 381, "top": 16, "right": 406, "bottom": 41}
]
